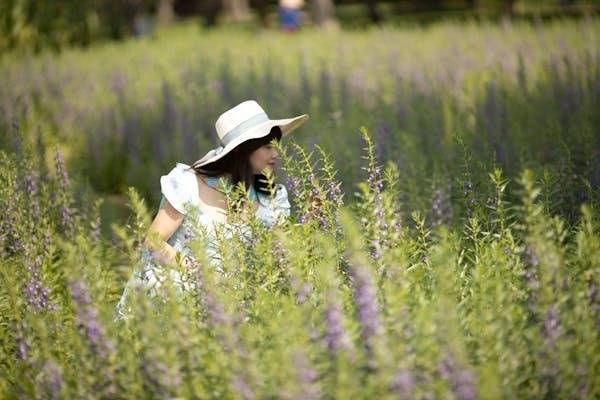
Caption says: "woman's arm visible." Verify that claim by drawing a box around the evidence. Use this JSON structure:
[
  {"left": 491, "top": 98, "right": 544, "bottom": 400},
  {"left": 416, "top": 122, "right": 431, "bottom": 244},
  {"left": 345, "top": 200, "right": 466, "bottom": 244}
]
[{"left": 144, "top": 199, "right": 184, "bottom": 265}]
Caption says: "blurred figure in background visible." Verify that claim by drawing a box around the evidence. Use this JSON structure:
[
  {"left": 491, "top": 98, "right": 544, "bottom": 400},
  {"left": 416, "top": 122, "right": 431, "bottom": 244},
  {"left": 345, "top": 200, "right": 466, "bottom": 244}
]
[{"left": 279, "top": 0, "right": 304, "bottom": 32}]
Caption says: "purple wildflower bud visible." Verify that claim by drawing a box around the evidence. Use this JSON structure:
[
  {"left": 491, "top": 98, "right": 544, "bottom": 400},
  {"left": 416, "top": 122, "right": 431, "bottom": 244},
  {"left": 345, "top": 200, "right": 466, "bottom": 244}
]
[
  {"left": 54, "top": 149, "right": 74, "bottom": 234},
  {"left": 290, "top": 277, "right": 311, "bottom": 305},
  {"left": 326, "top": 180, "right": 344, "bottom": 208},
  {"left": 370, "top": 238, "right": 382, "bottom": 261},
  {"left": 588, "top": 283, "right": 597, "bottom": 308},
  {"left": 390, "top": 369, "right": 415, "bottom": 400},
  {"left": 438, "top": 357, "right": 477, "bottom": 400},
  {"left": 192, "top": 260, "right": 237, "bottom": 343},
  {"left": 323, "top": 298, "right": 352, "bottom": 357},
  {"left": 42, "top": 360, "right": 63, "bottom": 400},
  {"left": 232, "top": 374, "right": 255, "bottom": 400},
  {"left": 292, "top": 351, "right": 321, "bottom": 400},
  {"left": 69, "top": 280, "right": 115, "bottom": 359},
  {"left": 542, "top": 305, "right": 561, "bottom": 348},
  {"left": 54, "top": 149, "right": 71, "bottom": 192},
  {"left": 286, "top": 176, "right": 301, "bottom": 200},
  {"left": 44, "top": 229, "right": 52, "bottom": 249},
  {"left": 3, "top": 200, "right": 23, "bottom": 256},
  {"left": 273, "top": 238, "right": 288, "bottom": 269},
  {"left": 524, "top": 245, "right": 539, "bottom": 268},
  {"left": 430, "top": 182, "right": 453, "bottom": 228},
  {"left": 393, "top": 221, "right": 401, "bottom": 232},
  {"left": 23, "top": 170, "right": 41, "bottom": 222},
  {"left": 16, "top": 334, "right": 28, "bottom": 361},
  {"left": 348, "top": 263, "right": 382, "bottom": 345},
  {"left": 299, "top": 213, "right": 308, "bottom": 225},
  {"left": 366, "top": 165, "right": 384, "bottom": 194},
  {"left": 22, "top": 254, "right": 55, "bottom": 313}
]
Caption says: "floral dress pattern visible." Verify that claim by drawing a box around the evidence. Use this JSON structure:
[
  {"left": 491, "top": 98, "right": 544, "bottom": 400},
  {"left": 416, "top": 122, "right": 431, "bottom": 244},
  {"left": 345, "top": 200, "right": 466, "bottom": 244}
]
[{"left": 114, "top": 163, "right": 291, "bottom": 321}]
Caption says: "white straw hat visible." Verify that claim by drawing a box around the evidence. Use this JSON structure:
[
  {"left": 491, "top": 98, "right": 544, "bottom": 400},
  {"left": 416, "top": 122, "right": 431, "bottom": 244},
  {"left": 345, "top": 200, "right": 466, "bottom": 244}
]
[{"left": 192, "top": 100, "right": 309, "bottom": 169}]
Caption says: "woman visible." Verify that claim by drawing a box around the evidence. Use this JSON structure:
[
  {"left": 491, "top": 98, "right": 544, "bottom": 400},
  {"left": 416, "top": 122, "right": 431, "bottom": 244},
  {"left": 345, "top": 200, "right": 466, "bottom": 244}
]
[{"left": 114, "top": 100, "right": 309, "bottom": 320}]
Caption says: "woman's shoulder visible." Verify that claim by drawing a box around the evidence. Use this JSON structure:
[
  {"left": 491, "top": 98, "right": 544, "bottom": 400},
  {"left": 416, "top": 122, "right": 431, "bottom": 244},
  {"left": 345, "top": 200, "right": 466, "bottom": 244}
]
[{"left": 160, "top": 163, "right": 198, "bottom": 214}]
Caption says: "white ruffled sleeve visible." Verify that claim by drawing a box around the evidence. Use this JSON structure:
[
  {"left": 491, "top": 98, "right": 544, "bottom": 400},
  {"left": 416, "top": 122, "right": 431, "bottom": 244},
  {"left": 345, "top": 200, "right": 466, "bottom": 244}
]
[{"left": 160, "top": 163, "right": 194, "bottom": 215}]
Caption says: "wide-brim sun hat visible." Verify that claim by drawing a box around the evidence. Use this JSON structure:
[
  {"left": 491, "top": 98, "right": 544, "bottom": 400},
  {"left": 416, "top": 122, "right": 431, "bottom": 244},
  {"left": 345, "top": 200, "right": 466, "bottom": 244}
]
[{"left": 192, "top": 100, "right": 309, "bottom": 169}]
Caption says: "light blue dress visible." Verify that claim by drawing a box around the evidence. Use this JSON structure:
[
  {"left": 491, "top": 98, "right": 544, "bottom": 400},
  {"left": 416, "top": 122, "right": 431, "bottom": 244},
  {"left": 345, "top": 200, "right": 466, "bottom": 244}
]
[{"left": 114, "top": 162, "right": 291, "bottom": 320}]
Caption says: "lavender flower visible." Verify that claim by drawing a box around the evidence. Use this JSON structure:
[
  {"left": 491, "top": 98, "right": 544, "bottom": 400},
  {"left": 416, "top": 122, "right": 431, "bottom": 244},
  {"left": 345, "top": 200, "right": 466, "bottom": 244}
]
[
  {"left": 54, "top": 149, "right": 74, "bottom": 234},
  {"left": 542, "top": 305, "right": 561, "bottom": 348},
  {"left": 290, "top": 277, "right": 311, "bottom": 305},
  {"left": 292, "top": 351, "right": 321, "bottom": 400},
  {"left": 286, "top": 176, "right": 301, "bottom": 200},
  {"left": 273, "top": 238, "right": 288, "bottom": 269},
  {"left": 462, "top": 180, "right": 476, "bottom": 217},
  {"left": 348, "top": 263, "right": 382, "bottom": 347},
  {"left": 3, "top": 198, "right": 23, "bottom": 256},
  {"left": 430, "top": 182, "right": 453, "bottom": 228},
  {"left": 232, "top": 374, "right": 255, "bottom": 400},
  {"left": 366, "top": 165, "right": 384, "bottom": 194},
  {"left": 54, "top": 149, "right": 71, "bottom": 192},
  {"left": 41, "top": 360, "right": 63, "bottom": 400},
  {"left": 23, "top": 254, "right": 55, "bottom": 313},
  {"left": 438, "top": 357, "right": 477, "bottom": 400},
  {"left": 69, "top": 279, "right": 115, "bottom": 359},
  {"left": 298, "top": 213, "right": 308, "bottom": 225},
  {"left": 44, "top": 228, "right": 52, "bottom": 249},
  {"left": 390, "top": 369, "right": 415, "bottom": 400},
  {"left": 326, "top": 180, "right": 344, "bottom": 208},
  {"left": 23, "top": 170, "right": 41, "bottom": 222},
  {"left": 364, "top": 159, "right": 386, "bottom": 260},
  {"left": 15, "top": 334, "right": 28, "bottom": 362},
  {"left": 323, "top": 298, "right": 352, "bottom": 357},
  {"left": 191, "top": 259, "right": 245, "bottom": 361},
  {"left": 302, "top": 173, "right": 328, "bottom": 230}
]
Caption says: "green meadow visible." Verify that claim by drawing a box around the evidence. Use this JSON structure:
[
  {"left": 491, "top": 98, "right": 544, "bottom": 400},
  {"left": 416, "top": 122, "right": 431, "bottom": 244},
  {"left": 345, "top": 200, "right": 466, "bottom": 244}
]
[{"left": 1, "top": 18, "right": 599, "bottom": 399}]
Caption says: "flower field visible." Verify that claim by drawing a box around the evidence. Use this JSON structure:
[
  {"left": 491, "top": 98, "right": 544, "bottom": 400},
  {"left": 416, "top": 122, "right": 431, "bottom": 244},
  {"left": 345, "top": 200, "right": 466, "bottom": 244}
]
[{"left": 1, "top": 18, "right": 599, "bottom": 399}]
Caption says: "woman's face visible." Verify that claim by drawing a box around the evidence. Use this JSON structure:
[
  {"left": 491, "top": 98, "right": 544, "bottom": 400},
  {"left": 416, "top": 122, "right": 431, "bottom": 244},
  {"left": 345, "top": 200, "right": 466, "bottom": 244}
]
[{"left": 249, "top": 141, "right": 279, "bottom": 174}]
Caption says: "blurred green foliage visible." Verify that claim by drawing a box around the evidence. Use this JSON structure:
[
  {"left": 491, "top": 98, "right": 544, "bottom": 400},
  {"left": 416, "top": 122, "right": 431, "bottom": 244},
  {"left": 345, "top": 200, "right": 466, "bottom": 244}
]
[
  {"left": 0, "top": 0, "right": 157, "bottom": 52},
  {"left": 1, "top": 0, "right": 598, "bottom": 52}
]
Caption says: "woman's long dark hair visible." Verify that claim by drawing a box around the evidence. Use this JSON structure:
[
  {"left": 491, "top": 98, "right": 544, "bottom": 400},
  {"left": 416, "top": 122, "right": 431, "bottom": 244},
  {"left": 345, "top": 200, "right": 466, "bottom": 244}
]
[{"left": 189, "top": 126, "right": 282, "bottom": 201}]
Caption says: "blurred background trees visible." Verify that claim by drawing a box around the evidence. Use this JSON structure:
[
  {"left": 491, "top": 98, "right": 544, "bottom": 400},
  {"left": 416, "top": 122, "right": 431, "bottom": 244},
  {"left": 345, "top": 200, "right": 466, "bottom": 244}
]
[{"left": 0, "top": 0, "right": 598, "bottom": 52}]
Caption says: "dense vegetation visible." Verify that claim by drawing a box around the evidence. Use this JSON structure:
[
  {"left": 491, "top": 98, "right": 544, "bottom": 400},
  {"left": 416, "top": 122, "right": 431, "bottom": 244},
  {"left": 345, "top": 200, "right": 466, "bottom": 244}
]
[{"left": 1, "top": 17, "right": 599, "bottom": 399}]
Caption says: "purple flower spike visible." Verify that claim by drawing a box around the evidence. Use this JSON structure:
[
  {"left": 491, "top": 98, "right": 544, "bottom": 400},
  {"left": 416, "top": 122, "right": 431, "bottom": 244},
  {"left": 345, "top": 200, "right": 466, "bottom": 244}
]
[
  {"left": 438, "top": 357, "right": 477, "bottom": 400},
  {"left": 543, "top": 305, "right": 561, "bottom": 348},
  {"left": 16, "top": 334, "right": 28, "bottom": 361},
  {"left": 348, "top": 264, "right": 382, "bottom": 346},
  {"left": 326, "top": 180, "right": 344, "bottom": 208},
  {"left": 3, "top": 199, "right": 23, "bottom": 256},
  {"left": 292, "top": 351, "right": 321, "bottom": 400},
  {"left": 430, "top": 182, "right": 453, "bottom": 228},
  {"left": 23, "top": 254, "right": 55, "bottom": 313},
  {"left": 286, "top": 176, "right": 301, "bottom": 200},
  {"left": 232, "top": 374, "right": 255, "bottom": 400},
  {"left": 42, "top": 360, "right": 63, "bottom": 400},
  {"left": 323, "top": 298, "right": 352, "bottom": 357},
  {"left": 390, "top": 369, "right": 415, "bottom": 400},
  {"left": 54, "top": 149, "right": 74, "bottom": 234},
  {"left": 69, "top": 279, "right": 115, "bottom": 360},
  {"left": 23, "top": 170, "right": 41, "bottom": 222}
]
